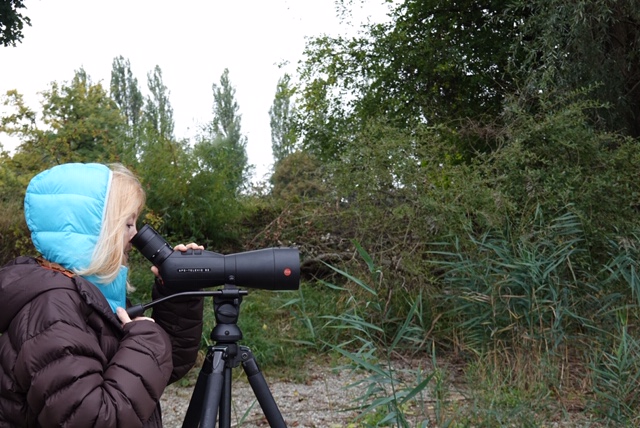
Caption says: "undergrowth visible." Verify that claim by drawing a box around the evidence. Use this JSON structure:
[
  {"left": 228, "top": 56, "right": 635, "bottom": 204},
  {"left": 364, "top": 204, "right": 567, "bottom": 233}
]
[{"left": 128, "top": 209, "right": 640, "bottom": 427}]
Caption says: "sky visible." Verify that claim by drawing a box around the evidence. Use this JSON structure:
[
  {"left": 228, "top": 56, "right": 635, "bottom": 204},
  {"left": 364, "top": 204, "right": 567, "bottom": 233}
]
[{"left": 0, "top": 0, "right": 390, "bottom": 181}]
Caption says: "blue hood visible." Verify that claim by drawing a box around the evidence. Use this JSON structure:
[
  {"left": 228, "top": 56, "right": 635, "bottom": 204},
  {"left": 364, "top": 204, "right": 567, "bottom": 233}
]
[{"left": 24, "top": 163, "right": 127, "bottom": 312}]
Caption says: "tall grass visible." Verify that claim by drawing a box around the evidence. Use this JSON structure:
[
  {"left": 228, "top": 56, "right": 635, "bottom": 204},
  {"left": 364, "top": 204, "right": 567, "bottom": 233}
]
[
  {"left": 306, "top": 242, "right": 443, "bottom": 427},
  {"left": 589, "top": 310, "right": 640, "bottom": 425},
  {"left": 428, "top": 207, "right": 640, "bottom": 425},
  {"left": 430, "top": 208, "right": 597, "bottom": 358},
  {"left": 589, "top": 233, "right": 640, "bottom": 425}
]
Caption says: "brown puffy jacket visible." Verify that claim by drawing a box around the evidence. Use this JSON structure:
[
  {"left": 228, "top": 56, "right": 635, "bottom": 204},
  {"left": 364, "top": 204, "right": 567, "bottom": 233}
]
[{"left": 0, "top": 257, "right": 203, "bottom": 427}]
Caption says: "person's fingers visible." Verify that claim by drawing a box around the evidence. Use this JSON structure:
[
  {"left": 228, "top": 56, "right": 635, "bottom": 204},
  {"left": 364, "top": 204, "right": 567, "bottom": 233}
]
[
  {"left": 173, "top": 243, "right": 204, "bottom": 251},
  {"left": 117, "top": 307, "right": 155, "bottom": 325},
  {"left": 116, "top": 307, "right": 132, "bottom": 325}
]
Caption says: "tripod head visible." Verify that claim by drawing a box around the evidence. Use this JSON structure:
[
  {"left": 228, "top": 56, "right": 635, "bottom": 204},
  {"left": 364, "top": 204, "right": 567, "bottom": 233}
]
[
  {"left": 209, "top": 285, "right": 247, "bottom": 344},
  {"left": 127, "top": 286, "right": 250, "bottom": 351}
]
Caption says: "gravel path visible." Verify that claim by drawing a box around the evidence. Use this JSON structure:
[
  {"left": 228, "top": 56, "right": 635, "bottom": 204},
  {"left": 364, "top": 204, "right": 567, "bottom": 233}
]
[
  {"left": 160, "top": 366, "right": 367, "bottom": 427},
  {"left": 160, "top": 357, "right": 611, "bottom": 428}
]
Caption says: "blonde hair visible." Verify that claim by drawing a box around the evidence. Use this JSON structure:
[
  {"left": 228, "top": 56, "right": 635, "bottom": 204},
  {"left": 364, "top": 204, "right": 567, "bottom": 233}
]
[{"left": 77, "top": 164, "right": 146, "bottom": 283}]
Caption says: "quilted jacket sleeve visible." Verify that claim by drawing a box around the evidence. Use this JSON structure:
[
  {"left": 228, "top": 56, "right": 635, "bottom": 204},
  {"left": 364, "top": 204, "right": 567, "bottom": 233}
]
[
  {"left": 151, "top": 280, "right": 204, "bottom": 383},
  {"left": 13, "top": 289, "right": 173, "bottom": 428}
]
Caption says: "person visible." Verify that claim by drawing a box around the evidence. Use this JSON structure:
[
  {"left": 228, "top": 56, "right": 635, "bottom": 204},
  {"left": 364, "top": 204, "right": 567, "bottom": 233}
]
[{"left": 0, "top": 162, "right": 204, "bottom": 427}]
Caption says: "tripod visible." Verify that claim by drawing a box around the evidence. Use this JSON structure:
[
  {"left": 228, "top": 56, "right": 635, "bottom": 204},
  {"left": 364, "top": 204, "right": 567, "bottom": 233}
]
[{"left": 181, "top": 285, "right": 288, "bottom": 428}]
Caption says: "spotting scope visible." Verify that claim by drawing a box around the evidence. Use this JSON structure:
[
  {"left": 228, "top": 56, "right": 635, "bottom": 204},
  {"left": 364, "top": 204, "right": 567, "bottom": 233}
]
[{"left": 131, "top": 224, "right": 300, "bottom": 291}]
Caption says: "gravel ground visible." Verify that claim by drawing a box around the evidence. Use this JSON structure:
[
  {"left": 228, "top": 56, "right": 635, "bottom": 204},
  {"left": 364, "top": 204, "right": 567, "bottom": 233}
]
[
  {"left": 160, "top": 365, "right": 368, "bottom": 427},
  {"left": 159, "top": 357, "right": 598, "bottom": 428}
]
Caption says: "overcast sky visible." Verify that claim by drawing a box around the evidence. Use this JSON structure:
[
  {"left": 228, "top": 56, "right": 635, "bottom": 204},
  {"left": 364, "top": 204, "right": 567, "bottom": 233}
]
[{"left": 0, "top": 0, "right": 390, "bottom": 180}]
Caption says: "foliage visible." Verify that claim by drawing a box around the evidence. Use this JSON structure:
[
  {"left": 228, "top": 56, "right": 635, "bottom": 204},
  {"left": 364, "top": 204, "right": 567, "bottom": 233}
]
[
  {"left": 0, "top": 151, "right": 31, "bottom": 260},
  {"left": 3, "top": 69, "right": 126, "bottom": 172},
  {"left": 490, "top": 88, "right": 640, "bottom": 251},
  {"left": 312, "top": 244, "right": 437, "bottom": 427},
  {"left": 589, "top": 311, "right": 640, "bottom": 425},
  {"left": 200, "top": 68, "right": 249, "bottom": 191},
  {"left": 427, "top": 207, "right": 640, "bottom": 425},
  {"left": 298, "top": 0, "right": 640, "bottom": 170},
  {"left": 188, "top": 68, "right": 250, "bottom": 246},
  {"left": 110, "top": 57, "right": 144, "bottom": 129},
  {"left": 143, "top": 66, "right": 175, "bottom": 142},
  {"left": 430, "top": 209, "right": 600, "bottom": 355},
  {"left": 269, "top": 73, "right": 299, "bottom": 166},
  {"left": 110, "top": 56, "right": 144, "bottom": 165},
  {"left": 0, "top": 0, "right": 30, "bottom": 46},
  {"left": 298, "top": 0, "right": 525, "bottom": 160},
  {"left": 315, "top": 119, "right": 506, "bottom": 295},
  {"left": 511, "top": 0, "right": 640, "bottom": 137},
  {"left": 270, "top": 150, "right": 326, "bottom": 202},
  {"left": 361, "top": 0, "right": 521, "bottom": 125},
  {"left": 460, "top": 353, "right": 560, "bottom": 427},
  {"left": 133, "top": 65, "right": 197, "bottom": 240}
]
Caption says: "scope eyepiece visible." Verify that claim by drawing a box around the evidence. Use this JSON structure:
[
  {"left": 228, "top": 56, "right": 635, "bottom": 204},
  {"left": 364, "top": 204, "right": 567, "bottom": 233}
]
[{"left": 131, "top": 224, "right": 173, "bottom": 265}]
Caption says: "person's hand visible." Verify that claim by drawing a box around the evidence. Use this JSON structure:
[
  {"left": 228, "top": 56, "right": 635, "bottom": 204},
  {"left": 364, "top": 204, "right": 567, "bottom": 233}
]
[
  {"left": 116, "top": 307, "right": 155, "bottom": 326},
  {"left": 150, "top": 242, "right": 205, "bottom": 279}
]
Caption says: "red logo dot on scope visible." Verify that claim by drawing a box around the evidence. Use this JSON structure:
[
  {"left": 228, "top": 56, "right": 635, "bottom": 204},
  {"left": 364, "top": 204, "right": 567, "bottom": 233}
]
[{"left": 284, "top": 268, "right": 292, "bottom": 276}]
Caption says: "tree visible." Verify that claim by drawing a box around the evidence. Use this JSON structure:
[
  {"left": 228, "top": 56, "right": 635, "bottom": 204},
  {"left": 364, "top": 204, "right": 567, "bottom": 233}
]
[
  {"left": 189, "top": 68, "right": 250, "bottom": 244},
  {"left": 360, "top": 0, "right": 521, "bottom": 125},
  {"left": 135, "top": 65, "right": 193, "bottom": 235},
  {"left": 512, "top": 0, "right": 640, "bottom": 137},
  {"left": 3, "top": 69, "right": 126, "bottom": 172},
  {"left": 197, "top": 68, "right": 249, "bottom": 192},
  {"left": 0, "top": 0, "right": 30, "bottom": 46},
  {"left": 210, "top": 67, "right": 249, "bottom": 189},
  {"left": 269, "top": 73, "right": 298, "bottom": 165},
  {"left": 143, "top": 65, "right": 175, "bottom": 141},
  {"left": 298, "top": 0, "right": 525, "bottom": 159},
  {"left": 110, "top": 56, "right": 144, "bottom": 164},
  {"left": 0, "top": 142, "right": 31, "bottom": 258}
]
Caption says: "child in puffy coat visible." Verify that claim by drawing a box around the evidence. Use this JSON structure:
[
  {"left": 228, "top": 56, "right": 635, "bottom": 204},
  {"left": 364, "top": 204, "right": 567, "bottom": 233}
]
[{"left": 0, "top": 163, "right": 204, "bottom": 427}]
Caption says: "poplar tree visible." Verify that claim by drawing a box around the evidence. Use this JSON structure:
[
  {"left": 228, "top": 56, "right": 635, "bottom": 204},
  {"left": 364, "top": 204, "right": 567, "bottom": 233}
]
[
  {"left": 136, "top": 65, "right": 192, "bottom": 235},
  {"left": 269, "top": 73, "right": 298, "bottom": 165},
  {"left": 191, "top": 68, "right": 249, "bottom": 244},
  {"left": 208, "top": 68, "right": 248, "bottom": 192},
  {"left": 110, "top": 56, "right": 144, "bottom": 164}
]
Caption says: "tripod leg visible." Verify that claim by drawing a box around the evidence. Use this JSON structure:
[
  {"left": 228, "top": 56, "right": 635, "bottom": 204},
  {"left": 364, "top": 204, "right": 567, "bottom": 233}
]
[
  {"left": 182, "top": 348, "right": 226, "bottom": 428},
  {"left": 200, "top": 350, "right": 226, "bottom": 428},
  {"left": 240, "top": 347, "right": 287, "bottom": 428},
  {"left": 181, "top": 365, "right": 209, "bottom": 428},
  {"left": 218, "top": 366, "right": 233, "bottom": 428}
]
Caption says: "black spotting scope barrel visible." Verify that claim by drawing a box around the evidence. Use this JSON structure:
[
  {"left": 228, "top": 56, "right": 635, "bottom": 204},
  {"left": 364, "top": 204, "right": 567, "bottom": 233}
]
[{"left": 131, "top": 224, "right": 300, "bottom": 291}]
